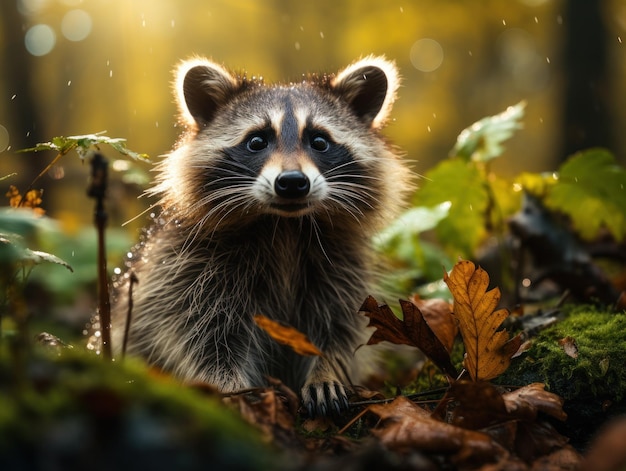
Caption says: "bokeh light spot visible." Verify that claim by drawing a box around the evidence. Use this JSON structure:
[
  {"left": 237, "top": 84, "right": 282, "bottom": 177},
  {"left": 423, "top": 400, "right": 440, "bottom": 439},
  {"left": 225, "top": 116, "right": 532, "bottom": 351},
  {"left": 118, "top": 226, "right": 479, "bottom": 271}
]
[
  {"left": 61, "top": 9, "right": 93, "bottom": 42},
  {"left": 18, "top": 0, "right": 49, "bottom": 15},
  {"left": 25, "top": 24, "right": 56, "bottom": 56},
  {"left": 410, "top": 38, "right": 444, "bottom": 72}
]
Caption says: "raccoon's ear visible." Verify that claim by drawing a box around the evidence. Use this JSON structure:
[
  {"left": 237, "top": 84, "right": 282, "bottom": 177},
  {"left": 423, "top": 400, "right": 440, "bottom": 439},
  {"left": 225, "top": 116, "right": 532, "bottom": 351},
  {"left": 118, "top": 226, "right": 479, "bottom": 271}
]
[
  {"left": 175, "top": 58, "right": 239, "bottom": 127},
  {"left": 331, "top": 56, "right": 400, "bottom": 129}
]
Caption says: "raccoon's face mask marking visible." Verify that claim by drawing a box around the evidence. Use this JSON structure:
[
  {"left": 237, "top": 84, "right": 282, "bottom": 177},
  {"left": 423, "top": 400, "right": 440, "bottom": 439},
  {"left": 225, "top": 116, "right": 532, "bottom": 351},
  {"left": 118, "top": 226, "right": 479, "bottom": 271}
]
[{"left": 168, "top": 56, "right": 400, "bottom": 222}]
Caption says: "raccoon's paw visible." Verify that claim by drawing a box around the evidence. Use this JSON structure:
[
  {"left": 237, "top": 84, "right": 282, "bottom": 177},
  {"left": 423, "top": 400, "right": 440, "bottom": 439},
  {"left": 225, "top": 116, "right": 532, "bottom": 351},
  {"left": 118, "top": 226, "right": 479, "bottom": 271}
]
[{"left": 301, "top": 381, "right": 350, "bottom": 417}]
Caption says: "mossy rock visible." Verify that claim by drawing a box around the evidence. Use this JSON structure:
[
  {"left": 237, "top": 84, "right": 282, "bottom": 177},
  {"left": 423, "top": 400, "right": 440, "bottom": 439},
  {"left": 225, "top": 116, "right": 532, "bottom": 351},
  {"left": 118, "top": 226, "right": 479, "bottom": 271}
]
[
  {"left": 497, "top": 306, "right": 626, "bottom": 448},
  {"left": 0, "top": 347, "right": 274, "bottom": 470}
]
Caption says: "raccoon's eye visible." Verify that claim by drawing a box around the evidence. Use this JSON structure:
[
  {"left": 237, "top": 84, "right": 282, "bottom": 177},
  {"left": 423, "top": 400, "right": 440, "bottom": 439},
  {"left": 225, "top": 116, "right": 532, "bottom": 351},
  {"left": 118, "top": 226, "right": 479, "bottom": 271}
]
[
  {"left": 310, "top": 135, "right": 330, "bottom": 153},
  {"left": 247, "top": 135, "right": 268, "bottom": 152}
]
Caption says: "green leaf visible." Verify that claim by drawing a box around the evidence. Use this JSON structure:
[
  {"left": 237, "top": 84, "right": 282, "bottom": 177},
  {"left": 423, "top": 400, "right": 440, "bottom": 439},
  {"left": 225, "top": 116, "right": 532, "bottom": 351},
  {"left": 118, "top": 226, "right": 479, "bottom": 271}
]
[
  {"left": 0, "top": 211, "right": 71, "bottom": 271},
  {"left": 451, "top": 101, "right": 525, "bottom": 162},
  {"left": 417, "top": 159, "right": 489, "bottom": 257},
  {"left": 517, "top": 171, "right": 558, "bottom": 198},
  {"left": 0, "top": 208, "right": 57, "bottom": 240},
  {"left": 19, "top": 132, "right": 149, "bottom": 161},
  {"left": 23, "top": 249, "right": 73, "bottom": 272},
  {"left": 546, "top": 148, "right": 626, "bottom": 241},
  {"left": 374, "top": 202, "right": 451, "bottom": 251}
]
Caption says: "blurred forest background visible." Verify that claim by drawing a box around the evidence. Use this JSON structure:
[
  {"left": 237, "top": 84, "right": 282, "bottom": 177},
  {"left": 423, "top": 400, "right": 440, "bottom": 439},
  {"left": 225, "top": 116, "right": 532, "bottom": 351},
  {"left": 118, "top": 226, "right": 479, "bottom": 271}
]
[{"left": 0, "top": 0, "right": 624, "bottom": 320}]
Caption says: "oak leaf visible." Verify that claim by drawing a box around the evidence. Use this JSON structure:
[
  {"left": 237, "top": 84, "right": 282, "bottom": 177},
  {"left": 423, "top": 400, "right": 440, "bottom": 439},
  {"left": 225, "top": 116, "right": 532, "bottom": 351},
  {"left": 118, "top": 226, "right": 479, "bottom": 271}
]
[
  {"left": 253, "top": 314, "right": 322, "bottom": 356},
  {"left": 360, "top": 296, "right": 458, "bottom": 378},
  {"left": 443, "top": 260, "right": 522, "bottom": 381},
  {"left": 409, "top": 294, "right": 458, "bottom": 353}
]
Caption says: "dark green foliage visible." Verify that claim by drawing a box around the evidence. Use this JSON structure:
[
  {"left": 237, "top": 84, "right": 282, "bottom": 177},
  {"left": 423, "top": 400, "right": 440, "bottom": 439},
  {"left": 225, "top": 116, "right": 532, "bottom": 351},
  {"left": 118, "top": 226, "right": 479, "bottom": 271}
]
[
  {"left": 0, "top": 347, "right": 272, "bottom": 470},
  {"left": 379, "top": 102, "right": 626, "bottom": 299},
  {"left": 546, "top": 149, "right": 626, "bottom": 241}
]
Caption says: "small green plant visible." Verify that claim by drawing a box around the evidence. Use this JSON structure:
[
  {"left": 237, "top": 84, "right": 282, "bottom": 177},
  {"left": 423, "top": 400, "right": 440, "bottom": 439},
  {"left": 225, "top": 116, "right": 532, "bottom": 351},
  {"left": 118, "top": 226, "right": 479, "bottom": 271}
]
[
  {"left": 1, "top": 134, "right": 149, "bottom": 368},
  {"left": 379, "top": 102, "right": 626, "bottom": 302}
]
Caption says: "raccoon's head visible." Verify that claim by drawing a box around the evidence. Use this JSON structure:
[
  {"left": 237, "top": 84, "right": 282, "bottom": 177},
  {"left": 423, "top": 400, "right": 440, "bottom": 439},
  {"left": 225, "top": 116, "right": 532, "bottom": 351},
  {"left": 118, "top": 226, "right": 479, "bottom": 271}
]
[{"left": 158, "top": 56, "right": 406, "bottom": 232}]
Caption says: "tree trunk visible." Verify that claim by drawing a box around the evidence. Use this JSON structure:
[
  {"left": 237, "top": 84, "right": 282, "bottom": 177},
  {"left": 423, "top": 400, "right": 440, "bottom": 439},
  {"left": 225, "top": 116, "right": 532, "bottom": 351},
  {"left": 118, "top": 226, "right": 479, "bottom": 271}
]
[{"left": 560, "top": 0, "right": 613, "bottom": 160}]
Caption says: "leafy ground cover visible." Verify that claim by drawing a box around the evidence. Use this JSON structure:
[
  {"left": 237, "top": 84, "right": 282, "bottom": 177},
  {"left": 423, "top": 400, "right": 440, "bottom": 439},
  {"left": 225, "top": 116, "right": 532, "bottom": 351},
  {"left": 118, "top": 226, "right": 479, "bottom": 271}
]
[{"left": 1, "top": 106, "right": 625, "bottom": 470}]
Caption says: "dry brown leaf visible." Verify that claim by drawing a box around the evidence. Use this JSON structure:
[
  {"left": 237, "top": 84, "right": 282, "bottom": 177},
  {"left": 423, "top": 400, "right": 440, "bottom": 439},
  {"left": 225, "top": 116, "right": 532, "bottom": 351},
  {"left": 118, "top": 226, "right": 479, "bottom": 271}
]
[
  {"left": 223, "top": 386, "right": 297, "bottom": 444},
  {"left": 253, "top": 314, "right": 322, "bottom": 356},
  {"left": 515, "top": 421, "right": 571, "bottom": 464},
  {"left": 368, "top": 396, "right": 506, "bottom": 464},
  {"left": 443, "top": 260, "right": 522, "bottom": 381},
  {"left": 530, "top": 446, "right": 582, "bottom": 471},
  {"left": 449, "top": 381, "right": 510, "bottom": 429},
  {"left": 409, "top": 294, "right": 458, "bottom": 353},
  {"left": 360, "top": 296, "right": 458, "bottom": 378},
  {"left": 502, "top": 383, "right": 567, "bottom": 422},
  {"left": 558, "top": 336, "right": 579, "bottom": 359},
  {"left": 6, "top": 185, "right": 45, "bottom": 216}
]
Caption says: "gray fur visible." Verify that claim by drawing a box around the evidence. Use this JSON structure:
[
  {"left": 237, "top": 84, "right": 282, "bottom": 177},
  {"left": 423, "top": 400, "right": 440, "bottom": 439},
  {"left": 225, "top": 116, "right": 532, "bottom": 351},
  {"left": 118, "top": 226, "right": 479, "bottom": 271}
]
[{"left": 110, "top": 56, "right": 411, "bottom": 415}]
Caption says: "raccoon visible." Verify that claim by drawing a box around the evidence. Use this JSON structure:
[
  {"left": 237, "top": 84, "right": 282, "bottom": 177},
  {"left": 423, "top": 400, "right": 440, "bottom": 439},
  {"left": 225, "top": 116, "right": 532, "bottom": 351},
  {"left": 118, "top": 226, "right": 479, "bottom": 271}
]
[{"left": 110, "top": 56, "right": 410, "bottom": 416}]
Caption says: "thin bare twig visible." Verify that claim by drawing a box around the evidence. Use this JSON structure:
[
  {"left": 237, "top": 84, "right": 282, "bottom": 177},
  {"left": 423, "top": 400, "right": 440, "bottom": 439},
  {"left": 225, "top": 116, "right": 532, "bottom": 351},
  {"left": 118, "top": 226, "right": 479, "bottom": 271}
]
[{"left": 87, "top": 152, "right": 112, "bottom": 360}]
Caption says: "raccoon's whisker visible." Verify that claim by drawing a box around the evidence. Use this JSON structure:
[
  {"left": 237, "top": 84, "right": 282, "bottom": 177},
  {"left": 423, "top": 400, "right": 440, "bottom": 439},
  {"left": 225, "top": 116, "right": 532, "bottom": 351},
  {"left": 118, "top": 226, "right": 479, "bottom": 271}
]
[
  {"left": 329, "top": 181, "right": 375, "bottom": 195},
  {"left": 328, "top": 185, "right": 376, "bottom": 212},
  {"left": 207, "top": 194, "right": 255, "bottom": 235},
  {"left": 310, "top": 218, "right": 332, "bottom": 265},
  {"left": 182, "top": 190, "right": 253, "bottom": 248},
  {"left": 270, "top": 216, "right": 281, "bottom": 248},
  {"left": 324, "top": 194, "right": 365, "bottom": 224},
  {"left": 320, "top": 159, "right": 360, "bottom": 175},
  {"left": 195, "top": 160, "right": 256, "bottom": 175},
  {"left": 325, "top": 173, "right": 384, "bottom": 184},
  {"left": 331, "top": 183, "right": 375, "bottom": 209}
]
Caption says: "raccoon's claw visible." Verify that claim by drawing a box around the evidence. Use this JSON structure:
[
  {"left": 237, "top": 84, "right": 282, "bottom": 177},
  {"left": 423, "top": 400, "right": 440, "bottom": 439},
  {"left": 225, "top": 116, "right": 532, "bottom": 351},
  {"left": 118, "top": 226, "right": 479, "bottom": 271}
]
[{"left": 302, "top": 381, "right": 350, "bottom": 417}]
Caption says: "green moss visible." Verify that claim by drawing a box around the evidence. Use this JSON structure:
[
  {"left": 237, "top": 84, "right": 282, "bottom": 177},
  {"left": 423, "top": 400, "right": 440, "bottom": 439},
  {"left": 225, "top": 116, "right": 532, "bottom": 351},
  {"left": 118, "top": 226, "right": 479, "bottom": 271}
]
[
  {"left": 497, "top": 306, "right": 626, "bottom": 447},
  {"left": 501, "top": 307, "right": 626, "bottom": 402},
  {"left": 0, "top": 347, "right": 274, "bottom": 470}
]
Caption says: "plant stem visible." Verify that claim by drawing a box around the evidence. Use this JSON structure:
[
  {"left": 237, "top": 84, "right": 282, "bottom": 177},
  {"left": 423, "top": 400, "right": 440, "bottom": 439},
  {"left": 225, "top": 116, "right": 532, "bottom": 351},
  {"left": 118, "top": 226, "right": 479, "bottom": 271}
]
[
  {"left": 87, "top": 152, "right": 112, "bottom": 360},
  {"left": 18, "top": 145, "right": 75, "bottom": 206}
]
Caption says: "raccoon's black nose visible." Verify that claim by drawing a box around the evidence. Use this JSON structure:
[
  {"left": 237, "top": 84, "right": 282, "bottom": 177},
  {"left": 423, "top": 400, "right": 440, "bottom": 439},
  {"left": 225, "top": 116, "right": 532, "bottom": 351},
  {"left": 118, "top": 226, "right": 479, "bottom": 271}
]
[{"left": 274, "top": 170, "right": 310, "bottom": 199}]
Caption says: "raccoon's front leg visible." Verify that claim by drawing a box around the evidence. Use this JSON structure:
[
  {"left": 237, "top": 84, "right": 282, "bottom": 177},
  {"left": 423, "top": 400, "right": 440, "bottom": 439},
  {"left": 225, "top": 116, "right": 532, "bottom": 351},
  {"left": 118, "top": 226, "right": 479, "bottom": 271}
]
[{"left": 301, "top": 357, "right": 351, "bottom": 417}]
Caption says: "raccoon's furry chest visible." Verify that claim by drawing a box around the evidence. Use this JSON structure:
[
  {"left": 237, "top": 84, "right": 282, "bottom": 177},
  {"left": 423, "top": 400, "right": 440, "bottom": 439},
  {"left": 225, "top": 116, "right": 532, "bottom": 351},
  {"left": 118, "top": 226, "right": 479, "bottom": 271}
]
[
  {"left": 117, "top": 214, "right": 369, "bottom": 390},
  {"left": 160, "top": 215, "right": 367, "bottom": 326}
]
